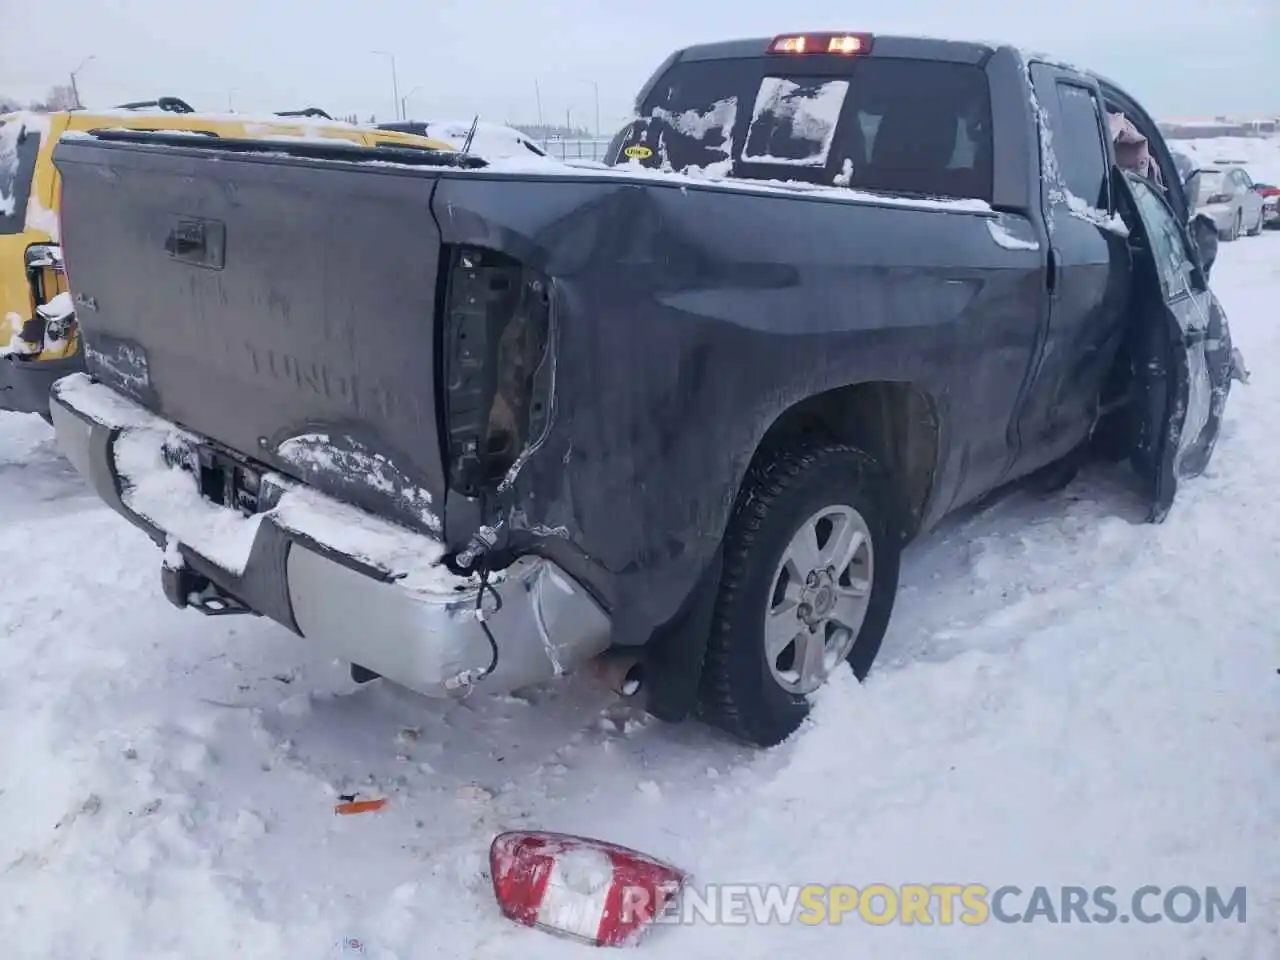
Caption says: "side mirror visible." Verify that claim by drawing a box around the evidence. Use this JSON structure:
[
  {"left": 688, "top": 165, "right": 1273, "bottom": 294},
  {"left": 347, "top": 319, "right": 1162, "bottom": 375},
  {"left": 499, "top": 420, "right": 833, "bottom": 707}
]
[{"left": 1189, "top": 213, "right": 1218, "bottom": 280}]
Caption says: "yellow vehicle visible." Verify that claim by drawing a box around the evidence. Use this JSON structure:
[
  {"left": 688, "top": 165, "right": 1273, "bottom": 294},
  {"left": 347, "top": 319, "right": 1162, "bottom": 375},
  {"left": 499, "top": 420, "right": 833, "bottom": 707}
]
[{"left": 0, "top": 98, "right": 454, "bottom": 418}]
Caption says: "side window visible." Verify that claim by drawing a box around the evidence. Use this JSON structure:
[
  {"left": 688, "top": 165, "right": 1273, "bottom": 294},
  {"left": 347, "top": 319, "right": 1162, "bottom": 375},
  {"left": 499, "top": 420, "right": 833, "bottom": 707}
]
[
  {"left": 0, "top": 126, "right": 41, "bottom": 236},
  {"left": 1129, "top": 176, "right": 1198, "bottom": 300},
  {"left": 1053, "top": 83, "right": 1111, "bottom": 209}
]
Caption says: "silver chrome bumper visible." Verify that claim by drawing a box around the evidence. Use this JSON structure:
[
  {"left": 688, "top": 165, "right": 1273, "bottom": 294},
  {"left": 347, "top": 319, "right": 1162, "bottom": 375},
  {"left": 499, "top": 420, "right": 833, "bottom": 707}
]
[{"left": 49, "top": 374, "right": 612, "bottom": 698}]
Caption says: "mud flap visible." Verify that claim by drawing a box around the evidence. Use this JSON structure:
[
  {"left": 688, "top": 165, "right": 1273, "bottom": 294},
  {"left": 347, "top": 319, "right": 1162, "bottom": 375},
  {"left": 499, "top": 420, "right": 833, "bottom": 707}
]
[{"left": 642, "top": 546, "right": 723, "bottom": 723}]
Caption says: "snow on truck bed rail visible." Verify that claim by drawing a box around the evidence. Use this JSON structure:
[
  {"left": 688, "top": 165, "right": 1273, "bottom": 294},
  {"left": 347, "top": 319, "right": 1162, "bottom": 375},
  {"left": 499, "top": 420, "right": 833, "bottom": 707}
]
[
  {"left": 58, "top": 127, "right": 995, "bottom": 216},
  {"left": 407, "top": 151, "right": 998, "bottom": 214}
]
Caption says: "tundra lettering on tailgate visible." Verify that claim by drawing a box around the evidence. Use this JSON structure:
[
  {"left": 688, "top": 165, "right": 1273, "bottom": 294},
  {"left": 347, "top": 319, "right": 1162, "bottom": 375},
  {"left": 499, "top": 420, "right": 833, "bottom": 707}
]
[{"left": 242, "top": 343, "right": 425, "bottom": 422}]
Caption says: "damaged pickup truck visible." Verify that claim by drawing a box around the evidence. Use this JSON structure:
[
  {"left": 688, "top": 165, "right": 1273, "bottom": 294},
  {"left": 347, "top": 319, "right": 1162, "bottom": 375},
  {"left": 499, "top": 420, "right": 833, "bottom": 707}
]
[{"left": 48, "top": 33, "right": 1240, "bottom": 747}]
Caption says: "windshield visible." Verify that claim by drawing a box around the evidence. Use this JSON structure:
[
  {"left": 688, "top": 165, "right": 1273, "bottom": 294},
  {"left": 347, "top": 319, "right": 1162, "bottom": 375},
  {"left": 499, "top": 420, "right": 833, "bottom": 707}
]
[
  {"left": 612, "top": 56, "right": 993, "bottom": 202},
  {"left": 0, "top": 119, "right": 41, "bottom": 235}
]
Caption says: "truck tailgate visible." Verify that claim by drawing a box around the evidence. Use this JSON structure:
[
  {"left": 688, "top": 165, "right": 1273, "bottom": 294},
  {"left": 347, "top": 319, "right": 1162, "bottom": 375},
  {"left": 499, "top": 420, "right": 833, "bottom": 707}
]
[{"left": 54, "top": 135, "right": 449, "bottom": 535}]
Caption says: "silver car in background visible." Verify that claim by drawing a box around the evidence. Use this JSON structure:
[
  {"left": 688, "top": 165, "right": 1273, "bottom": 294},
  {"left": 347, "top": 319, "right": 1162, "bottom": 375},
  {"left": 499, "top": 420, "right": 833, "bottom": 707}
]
[{"left": 1193, "top": 162, "right": 1267, "bottom": 240}]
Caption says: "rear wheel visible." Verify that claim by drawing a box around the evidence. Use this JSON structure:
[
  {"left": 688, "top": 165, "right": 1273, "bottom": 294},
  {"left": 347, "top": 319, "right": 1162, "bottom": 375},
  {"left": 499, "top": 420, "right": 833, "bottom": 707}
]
[
  {"left": 1246, "top": 209, "right": 1264, "bottom": 236},
  {"left": 1221, "top": 211, "right": 1241, "bottom": 242},
  {"left": 698, "top": 444, "right": 901, "bottom": 747}
]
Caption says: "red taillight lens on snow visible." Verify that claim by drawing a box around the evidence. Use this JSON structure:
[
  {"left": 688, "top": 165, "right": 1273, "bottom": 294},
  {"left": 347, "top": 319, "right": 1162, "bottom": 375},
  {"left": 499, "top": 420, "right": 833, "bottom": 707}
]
[{"left": 490, "top": 831, "right": 688, "bottom": 947}]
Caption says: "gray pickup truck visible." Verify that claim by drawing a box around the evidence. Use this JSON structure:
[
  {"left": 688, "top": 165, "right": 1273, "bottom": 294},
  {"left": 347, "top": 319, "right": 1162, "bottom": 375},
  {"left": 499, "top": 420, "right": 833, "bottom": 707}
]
[{"left": 48, "top": 33, "right": 1239, "bottom": 746}]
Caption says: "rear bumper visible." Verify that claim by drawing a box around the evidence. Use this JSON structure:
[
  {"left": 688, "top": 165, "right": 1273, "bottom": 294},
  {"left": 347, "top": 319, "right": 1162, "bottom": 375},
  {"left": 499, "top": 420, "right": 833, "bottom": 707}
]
[
  {"left": 49, "top": 373, "right": 612, "bottom": 698},
  {"left": 0, "top": 352, "right": 84, "bottom": 418}
]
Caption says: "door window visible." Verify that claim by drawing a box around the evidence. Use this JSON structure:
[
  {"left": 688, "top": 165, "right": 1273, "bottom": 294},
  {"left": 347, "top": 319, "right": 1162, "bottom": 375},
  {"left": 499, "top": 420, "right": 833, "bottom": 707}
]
[
  {"left": 1128, "top": 175, "right": 1199, "bottom": 301},
  {"left": 0, "top": 122, "right": 41, "bottom": 236},
  {"left": 1053, "top": 82, "right": 1111, "bottom": 210}
]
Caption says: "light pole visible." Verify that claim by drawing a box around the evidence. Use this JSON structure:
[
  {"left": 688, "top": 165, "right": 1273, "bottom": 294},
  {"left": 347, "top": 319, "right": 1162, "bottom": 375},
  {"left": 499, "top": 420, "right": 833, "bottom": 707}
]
[
  {"left": 372, "top": 50, "right": 400, "bottom": 121},
  {"left": 400, "top": 85, "right": 423, "bottom": 122},
  {"left": 69, "top": 55, "right": 95, "bottom": 110},
  {"left": 590, "top": 80, "right": 600, "bottom": 139}
]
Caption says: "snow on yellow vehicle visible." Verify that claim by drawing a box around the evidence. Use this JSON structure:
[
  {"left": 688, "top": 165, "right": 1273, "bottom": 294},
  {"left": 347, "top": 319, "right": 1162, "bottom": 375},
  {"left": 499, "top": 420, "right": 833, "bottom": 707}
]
[{"left": 0, "top": 97, "right": 454, "bottom": 419}]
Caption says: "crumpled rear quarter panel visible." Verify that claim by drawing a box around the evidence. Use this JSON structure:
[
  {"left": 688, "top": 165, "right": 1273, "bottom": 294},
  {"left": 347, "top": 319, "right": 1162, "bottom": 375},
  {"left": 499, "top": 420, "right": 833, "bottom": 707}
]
[{"left": 432, "top": 173, "right": 1040, "bottom": 645}]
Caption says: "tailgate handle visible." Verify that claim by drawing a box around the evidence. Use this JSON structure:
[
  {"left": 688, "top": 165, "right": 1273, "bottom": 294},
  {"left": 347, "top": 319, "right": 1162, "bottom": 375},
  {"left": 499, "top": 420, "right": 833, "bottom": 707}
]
[
  {"left": 163, "top": 217, "right": 225, "bottom": 269},
  {"left": 165, "top": 221, "right": 205, "bottom": 257}
]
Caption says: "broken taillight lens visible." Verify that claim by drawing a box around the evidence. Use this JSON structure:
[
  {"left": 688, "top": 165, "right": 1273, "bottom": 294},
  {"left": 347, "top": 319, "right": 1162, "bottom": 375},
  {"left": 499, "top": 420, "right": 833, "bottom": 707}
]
[{"left": 490, "top": 831, "right": 687, "bottom": 947}]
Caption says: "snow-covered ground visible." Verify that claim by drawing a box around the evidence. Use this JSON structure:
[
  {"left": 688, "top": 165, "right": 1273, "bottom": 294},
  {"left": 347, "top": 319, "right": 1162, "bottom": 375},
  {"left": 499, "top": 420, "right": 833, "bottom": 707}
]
[{"left": 1, "top": 160, "right": 1277, "bottom": 960}]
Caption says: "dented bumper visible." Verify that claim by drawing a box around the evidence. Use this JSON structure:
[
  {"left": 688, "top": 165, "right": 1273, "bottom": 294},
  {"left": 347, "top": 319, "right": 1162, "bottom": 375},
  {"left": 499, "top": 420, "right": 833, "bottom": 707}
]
[{"left": 49, "top": 374, "right": 611, "bottom": 698}]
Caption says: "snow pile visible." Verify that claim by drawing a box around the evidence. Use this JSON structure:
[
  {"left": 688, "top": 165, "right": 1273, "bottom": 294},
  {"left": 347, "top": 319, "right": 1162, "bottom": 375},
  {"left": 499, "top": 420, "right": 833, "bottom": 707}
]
[{"left": 0, "top": 139, "right": 1276, "bottom": 960}]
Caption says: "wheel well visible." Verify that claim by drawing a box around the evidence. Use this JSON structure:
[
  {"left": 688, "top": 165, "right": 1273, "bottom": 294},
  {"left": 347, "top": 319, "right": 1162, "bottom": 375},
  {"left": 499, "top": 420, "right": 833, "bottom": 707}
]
[{"left": 751, "top": 382, "right": 940, "bottom": 541}]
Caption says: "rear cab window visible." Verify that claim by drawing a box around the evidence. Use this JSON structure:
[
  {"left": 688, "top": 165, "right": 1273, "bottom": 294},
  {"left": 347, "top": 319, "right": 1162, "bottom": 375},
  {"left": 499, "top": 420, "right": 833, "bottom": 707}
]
[
  {"left": 613, "top": 52, "right": 993, "bottom": 203},
  {"left": 0, "top": 118, "right": 42, "bottom": 235}
]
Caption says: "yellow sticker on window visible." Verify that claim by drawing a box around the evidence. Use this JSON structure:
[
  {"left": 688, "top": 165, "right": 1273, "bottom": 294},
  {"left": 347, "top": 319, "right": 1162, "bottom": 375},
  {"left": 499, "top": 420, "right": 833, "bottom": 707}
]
[{"left": 623, "top": 144, "right": 653, "bottom": 160}]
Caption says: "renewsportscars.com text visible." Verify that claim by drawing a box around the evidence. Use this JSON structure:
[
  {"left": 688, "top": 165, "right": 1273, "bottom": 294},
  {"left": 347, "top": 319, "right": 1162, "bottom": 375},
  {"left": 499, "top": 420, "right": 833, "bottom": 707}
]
[{"left": 624, "top": 883, "right": 1248, "bottom": 926}]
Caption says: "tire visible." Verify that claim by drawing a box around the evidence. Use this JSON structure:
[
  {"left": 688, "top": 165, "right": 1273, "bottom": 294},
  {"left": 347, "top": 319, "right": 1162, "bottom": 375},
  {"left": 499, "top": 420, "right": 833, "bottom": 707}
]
[
  {"left": 1221, "top": 211, "right": 1241, "bottom": 242},
  {"left": 697, "top": 443, "right": 901, "bottom": 747},
  {"left": 1246, "top": 210, "right": 1264, "bottom": 237}
]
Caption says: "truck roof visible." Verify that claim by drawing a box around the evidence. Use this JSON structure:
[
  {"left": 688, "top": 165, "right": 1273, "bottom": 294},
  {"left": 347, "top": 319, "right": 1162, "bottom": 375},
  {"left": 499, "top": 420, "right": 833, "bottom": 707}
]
[{"left": 676, "top": 34, "right": 998, "bottom": 65}]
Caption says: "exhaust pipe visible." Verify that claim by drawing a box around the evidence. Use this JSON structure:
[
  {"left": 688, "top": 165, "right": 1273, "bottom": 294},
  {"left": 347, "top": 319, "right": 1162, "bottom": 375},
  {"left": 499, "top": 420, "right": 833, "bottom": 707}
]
[{"left": 591, "top": 651, "right": 644, "bottom": 697}]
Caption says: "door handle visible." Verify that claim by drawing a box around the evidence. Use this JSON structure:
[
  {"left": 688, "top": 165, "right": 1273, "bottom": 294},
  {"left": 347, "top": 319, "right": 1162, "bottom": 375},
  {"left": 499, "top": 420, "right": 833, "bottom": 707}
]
[
  {"left": 162, "top": 217, "right": 224, "bottom": 269},
  {"left": 1047, "top": 247, "right": 1063, "bottom": 298}
]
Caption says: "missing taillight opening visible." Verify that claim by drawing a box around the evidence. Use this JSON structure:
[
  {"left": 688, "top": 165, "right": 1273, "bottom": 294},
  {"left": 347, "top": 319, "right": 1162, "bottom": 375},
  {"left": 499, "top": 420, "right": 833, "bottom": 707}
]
[{"left": 440, "top": 246, "right": 553, "bottom": 499}]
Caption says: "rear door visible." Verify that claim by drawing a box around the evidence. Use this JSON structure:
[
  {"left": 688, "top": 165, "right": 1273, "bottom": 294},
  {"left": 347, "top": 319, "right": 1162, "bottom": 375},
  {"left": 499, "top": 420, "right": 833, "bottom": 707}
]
[
  {"left": 1011, "top": 64, "right": 1129, "bottom": 473},
  {"left": 1116, "top": 169, "right": 1232, "bottom": 522}
]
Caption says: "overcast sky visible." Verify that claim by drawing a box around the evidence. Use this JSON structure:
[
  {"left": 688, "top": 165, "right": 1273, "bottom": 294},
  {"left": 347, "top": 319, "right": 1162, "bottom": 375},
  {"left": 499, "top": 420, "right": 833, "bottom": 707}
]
[{"left": 2, "top": 0, "right": 1275, "bottom": 128}]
